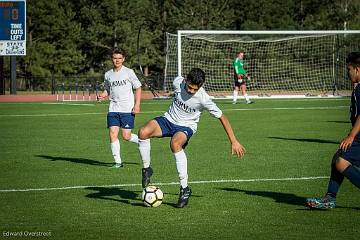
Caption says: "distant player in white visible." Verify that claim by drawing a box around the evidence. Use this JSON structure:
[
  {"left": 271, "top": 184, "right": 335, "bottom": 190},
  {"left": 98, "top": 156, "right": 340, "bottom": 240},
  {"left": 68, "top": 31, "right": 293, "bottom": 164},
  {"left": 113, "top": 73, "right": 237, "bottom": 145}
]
[
  {"left": 138, "top": 68, "right": 246, "bottom": 208},
  {"left": 98, "top": 48, "right": 142, "bottom": 168}
]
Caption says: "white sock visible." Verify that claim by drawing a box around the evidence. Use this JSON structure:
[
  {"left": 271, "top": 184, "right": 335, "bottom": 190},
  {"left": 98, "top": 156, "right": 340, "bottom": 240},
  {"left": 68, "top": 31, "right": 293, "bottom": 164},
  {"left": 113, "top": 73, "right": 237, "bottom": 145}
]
[
  {"left": 129, "top": 133, "right": 139, "bottom": 144},
  {"left": 139, "top": 139, "right": 151, "bottom": 168},
  {"left": 233, "top": 90, "right": 238, "bottom": 102},
  {"left": 174, "top": 150, "right": 188, "bottom": 188},
  {"left": 244, "top": 93, "right": 250, "bottom": 102},
  {"left": 110, "top": 139, "right": 121, "bottom": 164}
]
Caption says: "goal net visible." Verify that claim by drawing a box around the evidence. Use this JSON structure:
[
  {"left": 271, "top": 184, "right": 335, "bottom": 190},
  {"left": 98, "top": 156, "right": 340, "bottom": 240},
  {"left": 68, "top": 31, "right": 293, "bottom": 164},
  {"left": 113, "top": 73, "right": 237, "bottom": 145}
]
[{"left": 164, "top": 30, "right": 360, "bottom": 97}]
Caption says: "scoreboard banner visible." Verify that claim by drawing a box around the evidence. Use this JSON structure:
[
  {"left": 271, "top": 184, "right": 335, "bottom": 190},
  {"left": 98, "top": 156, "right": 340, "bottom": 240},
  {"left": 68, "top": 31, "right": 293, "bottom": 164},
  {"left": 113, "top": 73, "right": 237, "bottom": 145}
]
[{"left": 0, "top": 0, "right": 26, "bottom": 56}]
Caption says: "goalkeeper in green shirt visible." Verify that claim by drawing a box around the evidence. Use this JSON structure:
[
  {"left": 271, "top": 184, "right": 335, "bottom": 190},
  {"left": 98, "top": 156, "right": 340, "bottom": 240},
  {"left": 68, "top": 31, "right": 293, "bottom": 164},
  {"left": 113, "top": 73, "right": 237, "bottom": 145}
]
[{"left": 233, "top": 51, "right": 252, "bottom": 104}]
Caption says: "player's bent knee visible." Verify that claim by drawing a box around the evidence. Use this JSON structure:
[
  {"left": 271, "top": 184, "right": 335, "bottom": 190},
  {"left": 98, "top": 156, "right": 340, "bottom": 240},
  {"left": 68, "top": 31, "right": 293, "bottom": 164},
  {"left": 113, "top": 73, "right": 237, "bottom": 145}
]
[
  {"left": 138, "top": 127, "right": 151, "bottom": 140},
  {"left": 109, "top": 133, "right": 118, "bottom": 142},
  {"left": 122, "top": 134, "right": 131, "bottom": 141},
  {"left": 170, "top": 141, "right": 183, "bottom": 153},
  {"left": 331, "top": 149, "right": 342, "bottom": 165},
  {"left": 335, "top": 157, "right": 351, "bottom": 173}
]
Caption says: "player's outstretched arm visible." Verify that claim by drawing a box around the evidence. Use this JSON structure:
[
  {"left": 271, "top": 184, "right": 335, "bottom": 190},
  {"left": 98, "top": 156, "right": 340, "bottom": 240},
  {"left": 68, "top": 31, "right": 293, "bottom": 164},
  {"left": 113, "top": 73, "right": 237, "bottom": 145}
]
[
  {"left": 132, "top": 87, "right": 142, "bottom": 114},
  {"left": 340, "top": 116, "right": 360, "bottom": 151},
  {"left": 218, "top": 114, "right": 246, "bottom": 158}
]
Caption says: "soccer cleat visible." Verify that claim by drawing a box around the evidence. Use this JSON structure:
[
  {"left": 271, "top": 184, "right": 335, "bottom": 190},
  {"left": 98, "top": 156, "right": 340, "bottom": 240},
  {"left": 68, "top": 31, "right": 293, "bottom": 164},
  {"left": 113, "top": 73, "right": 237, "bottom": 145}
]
[
  {"left": 232, "top": 101, "right": 237, "bottom": 105},
  {"left": 177, "top": 186, "right": 192, "bottom": 208},
  {"left": 111, "top": 163, "right": 123, "bottom": 168},
  {"left": 306, "top": 195, "right": 336, "bottom": 209},
  {"left": 141, "top": 167, "right": 153, "bottom": 188},
  {"left": 246, "top": 100, "right": 253, "bottom": 104}
]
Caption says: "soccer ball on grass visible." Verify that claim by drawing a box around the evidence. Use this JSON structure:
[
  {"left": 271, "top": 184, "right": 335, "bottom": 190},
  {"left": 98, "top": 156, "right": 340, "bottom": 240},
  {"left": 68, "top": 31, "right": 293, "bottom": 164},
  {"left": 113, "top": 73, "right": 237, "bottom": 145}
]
[{"left": 141, "top": 186, "right": 163, "bottom": 207}]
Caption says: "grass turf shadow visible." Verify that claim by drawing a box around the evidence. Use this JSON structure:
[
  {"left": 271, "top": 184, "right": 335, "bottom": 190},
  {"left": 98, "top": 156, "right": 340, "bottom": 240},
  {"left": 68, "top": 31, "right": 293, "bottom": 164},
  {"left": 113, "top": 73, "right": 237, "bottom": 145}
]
[
  {"left": 220, "top": 187, "right": 360, "bottom": 210},
  {"left": 220, "top": 187, "right": 307, "bottom": 207},
  {"left": 85, "top": 187, "right": 142, "bottom": 206},
  {"left": 268, "top": 136, "right": 339, "bottom": 144},
  {"left": 36, "top": 154, "right": 139, "bottom": 167},
  {"left": 85, "top": 186, "right": 201, "bottom": 208}
]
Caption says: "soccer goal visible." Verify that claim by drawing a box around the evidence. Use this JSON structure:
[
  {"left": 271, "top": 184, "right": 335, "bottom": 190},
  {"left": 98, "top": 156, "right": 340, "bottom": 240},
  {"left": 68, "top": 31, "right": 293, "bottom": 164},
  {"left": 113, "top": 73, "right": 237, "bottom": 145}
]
[{"left": 164, "top": 30, "right": 360, "bottom": 98}]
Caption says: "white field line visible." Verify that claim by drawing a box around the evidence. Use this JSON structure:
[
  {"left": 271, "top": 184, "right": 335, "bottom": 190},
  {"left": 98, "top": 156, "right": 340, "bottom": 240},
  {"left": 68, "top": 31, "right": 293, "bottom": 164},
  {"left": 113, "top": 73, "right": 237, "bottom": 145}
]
[
  {"left": 0, "top": 112, "right": 104, "bottom": 117},
  {"left": 0, "top": 106, "right": 348, "bottom": 117},
  {"left": 43, "top": 103, "right": 96, "bottom": 106},
  {"left": 0, "top": 176, "right": 328, "bottom": 193}
]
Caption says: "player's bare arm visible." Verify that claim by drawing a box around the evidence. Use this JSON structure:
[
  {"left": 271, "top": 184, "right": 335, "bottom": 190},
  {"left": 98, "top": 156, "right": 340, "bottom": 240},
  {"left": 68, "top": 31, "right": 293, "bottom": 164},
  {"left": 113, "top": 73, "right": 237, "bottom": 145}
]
[
  {"left": 340, "top": 116, "right": 360, "bottom": 151},
  {"left": 98, "top": 90, "right": 108, "bottom": 101},
  {"left": 132, "top": 87, "right": 142, "bottom": 114},
  {"left": 218, "top": 114, "right": 246, "bottom": 158}
]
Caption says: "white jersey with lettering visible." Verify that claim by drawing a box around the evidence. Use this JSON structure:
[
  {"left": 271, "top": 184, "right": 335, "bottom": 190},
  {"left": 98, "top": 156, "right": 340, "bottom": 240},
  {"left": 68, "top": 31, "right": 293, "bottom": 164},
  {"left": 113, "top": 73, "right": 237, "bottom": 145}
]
[
  {"left": 104, "top": 66, "right": 142, "bottom": 113},
  {"left": 164, "top": 76, "right": 222, "bottom": 133}
]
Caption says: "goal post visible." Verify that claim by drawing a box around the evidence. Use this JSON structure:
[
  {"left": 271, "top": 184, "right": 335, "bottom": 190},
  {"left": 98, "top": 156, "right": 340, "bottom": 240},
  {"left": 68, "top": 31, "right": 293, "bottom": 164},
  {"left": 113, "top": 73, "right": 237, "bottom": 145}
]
[{"left": 164, "top": 30, "right": 360, "bottom": 98}]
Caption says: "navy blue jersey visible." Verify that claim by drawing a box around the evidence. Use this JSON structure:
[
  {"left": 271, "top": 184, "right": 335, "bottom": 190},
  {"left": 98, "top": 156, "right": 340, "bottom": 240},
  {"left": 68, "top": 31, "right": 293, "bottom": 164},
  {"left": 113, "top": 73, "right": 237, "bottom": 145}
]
[
  {"left": 340, "top": 84, "right": 360, "bottom": 164},
  {"left": 350, "top": 84, "right": 360, "bottom": 127}
]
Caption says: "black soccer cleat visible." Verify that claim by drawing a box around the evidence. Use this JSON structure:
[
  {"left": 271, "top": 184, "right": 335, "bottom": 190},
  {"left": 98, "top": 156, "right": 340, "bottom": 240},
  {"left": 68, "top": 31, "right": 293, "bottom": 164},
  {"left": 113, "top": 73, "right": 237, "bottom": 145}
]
[
  {"left": 176, "top": 186, "right": 192, "bottom": 208},
  {"left": 141, "top": 167, "right": 153, "bottom": 188}
]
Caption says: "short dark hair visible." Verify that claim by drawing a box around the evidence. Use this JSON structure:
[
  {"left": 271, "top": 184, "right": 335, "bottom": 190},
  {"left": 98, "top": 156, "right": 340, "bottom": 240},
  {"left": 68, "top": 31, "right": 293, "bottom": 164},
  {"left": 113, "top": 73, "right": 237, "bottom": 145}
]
[
  {"left": 112, "top": 48, "right": 126, "bottom": 58},
  {"left": 346, "top": 52, "right": 360, "bottom": 67},
  {"left": 186, "top": 68, "right": 205, "bottom": 87}
]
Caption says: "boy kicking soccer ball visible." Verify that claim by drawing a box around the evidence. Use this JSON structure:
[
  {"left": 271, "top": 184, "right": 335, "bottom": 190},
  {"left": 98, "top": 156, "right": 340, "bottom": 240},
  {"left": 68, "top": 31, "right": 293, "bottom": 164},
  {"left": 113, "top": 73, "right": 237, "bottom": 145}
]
[
  {"left": 138, "top": 68, "right": 246, "bottom": 208},
  {"left": 306, "top": 52, "right": 360, "bottom": 209}
]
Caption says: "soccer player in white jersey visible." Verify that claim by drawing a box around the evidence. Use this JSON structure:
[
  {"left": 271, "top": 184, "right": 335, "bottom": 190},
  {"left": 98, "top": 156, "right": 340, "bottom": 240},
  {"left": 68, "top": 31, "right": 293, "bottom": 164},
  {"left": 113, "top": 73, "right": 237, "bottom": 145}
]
[
  {"left": 98, "top": 48, "right": 142, "bottom": 168},
  {"left": 138, "top": 68, "right": 246, "bottom": 208}
]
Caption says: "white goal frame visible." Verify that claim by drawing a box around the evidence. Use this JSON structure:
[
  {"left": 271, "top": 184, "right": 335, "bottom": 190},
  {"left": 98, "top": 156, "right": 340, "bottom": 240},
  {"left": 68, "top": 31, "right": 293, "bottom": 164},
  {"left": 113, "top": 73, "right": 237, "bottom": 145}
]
[{"left": 172, "top": 30, "right": 360, "bottom": 98}]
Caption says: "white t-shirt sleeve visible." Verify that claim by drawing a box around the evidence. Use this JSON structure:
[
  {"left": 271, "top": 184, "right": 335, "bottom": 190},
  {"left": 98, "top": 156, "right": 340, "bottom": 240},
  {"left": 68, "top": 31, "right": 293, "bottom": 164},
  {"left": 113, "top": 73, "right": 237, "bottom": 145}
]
[
  {"left": 201, "top": 91, "right": 222, "bottom": 118},
  {"left": 173, "top": 76, "right": 184, "bottom": 90},
  {"left": 128, "top": 69, "right": 142, "bottom": 89}
]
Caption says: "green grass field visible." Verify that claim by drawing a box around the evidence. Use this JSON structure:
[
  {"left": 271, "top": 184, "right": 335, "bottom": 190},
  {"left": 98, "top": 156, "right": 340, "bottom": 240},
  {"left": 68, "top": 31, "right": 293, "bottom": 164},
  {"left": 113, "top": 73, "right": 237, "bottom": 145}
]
[{"left": 0, "top": 98, "right": 359, "bottom": 240}]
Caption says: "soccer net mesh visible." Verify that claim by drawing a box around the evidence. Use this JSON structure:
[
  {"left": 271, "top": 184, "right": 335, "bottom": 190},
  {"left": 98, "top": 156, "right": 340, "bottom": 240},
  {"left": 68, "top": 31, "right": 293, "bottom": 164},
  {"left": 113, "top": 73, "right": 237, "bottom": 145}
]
[{"left": 164, "top": 31, "right": 360, "bottom": 97}]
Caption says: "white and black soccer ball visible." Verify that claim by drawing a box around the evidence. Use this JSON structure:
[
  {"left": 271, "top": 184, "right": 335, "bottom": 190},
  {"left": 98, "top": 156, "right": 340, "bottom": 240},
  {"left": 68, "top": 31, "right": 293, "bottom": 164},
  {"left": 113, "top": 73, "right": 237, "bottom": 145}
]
[{"left": 141, "top": 186, "right": 163, "bottom": 207}]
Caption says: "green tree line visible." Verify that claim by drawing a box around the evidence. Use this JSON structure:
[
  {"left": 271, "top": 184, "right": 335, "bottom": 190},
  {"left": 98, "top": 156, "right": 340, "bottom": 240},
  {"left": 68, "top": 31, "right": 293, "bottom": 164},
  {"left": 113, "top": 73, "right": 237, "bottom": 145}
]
[{"left": 4, "top": 0, "right": 360, "bottom": 83}]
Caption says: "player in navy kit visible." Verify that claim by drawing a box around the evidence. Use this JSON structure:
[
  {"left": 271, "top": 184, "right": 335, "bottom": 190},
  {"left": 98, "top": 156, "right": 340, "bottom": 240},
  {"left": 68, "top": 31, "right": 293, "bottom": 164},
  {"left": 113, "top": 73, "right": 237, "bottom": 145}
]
[
  {"left": 98, "top": 48, "right": 142, "bottom": 168},
  {"left": 138, "top": 68, "right": 246, "bottom": 208},
  {"left": 306, "top": 52, "right": 360, "bottom": 209}
]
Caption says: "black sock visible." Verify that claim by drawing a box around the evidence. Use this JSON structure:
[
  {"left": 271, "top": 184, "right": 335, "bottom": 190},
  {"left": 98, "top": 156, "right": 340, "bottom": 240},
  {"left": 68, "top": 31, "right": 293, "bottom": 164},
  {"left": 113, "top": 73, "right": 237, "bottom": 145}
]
[
  {"left": 342, "top": 165, "right": 360, "bottom": 189},
  {"left": 326, "top": 163, "right": 344, "bottom": 196}
]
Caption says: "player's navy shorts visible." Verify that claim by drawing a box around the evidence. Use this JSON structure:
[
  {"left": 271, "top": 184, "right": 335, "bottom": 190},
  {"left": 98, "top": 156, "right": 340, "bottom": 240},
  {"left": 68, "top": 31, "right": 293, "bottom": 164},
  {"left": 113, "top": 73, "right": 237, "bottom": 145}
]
[
  {"left": 340, "top": 135, "right": 360, "bottom": 166},
  {"left": 154, "top": 116, "right": 194, "bottom": 149},
  {"left": 107, "top": 112, "right": 135, "bottom": 129}
]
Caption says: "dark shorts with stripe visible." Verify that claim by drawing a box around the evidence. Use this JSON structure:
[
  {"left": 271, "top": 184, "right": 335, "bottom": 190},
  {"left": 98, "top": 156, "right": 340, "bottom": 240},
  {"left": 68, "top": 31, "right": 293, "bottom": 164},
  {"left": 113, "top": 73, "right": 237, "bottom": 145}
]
[
  {"left": 233, "top": 74, "right": 246, "bottom": 87},
  {"left": 154, "top": 116, "right": 194, "bottom": 149},
  {"left": 340, "top": 136, "right": 360, "bottom": 167},
  {"left": 107, "top": 112, "right": 135, "bottom": 129}
]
